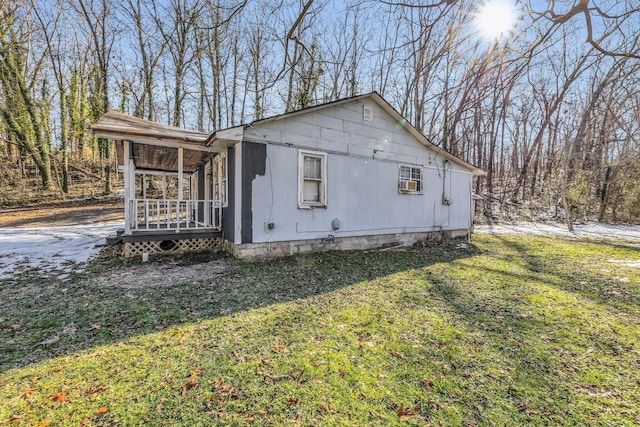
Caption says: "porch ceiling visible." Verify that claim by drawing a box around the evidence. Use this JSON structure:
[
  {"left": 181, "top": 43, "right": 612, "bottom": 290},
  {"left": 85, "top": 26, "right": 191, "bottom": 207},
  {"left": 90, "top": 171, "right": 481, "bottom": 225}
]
[{"left": 93, "top": 110, "right": 215, "bottom": 173}]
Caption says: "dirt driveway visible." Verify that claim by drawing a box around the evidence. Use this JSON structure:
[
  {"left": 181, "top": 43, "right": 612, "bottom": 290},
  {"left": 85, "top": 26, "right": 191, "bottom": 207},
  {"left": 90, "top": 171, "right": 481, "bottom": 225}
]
[{"left": 0, "top": 199, "right": 124, "bottom": 228}]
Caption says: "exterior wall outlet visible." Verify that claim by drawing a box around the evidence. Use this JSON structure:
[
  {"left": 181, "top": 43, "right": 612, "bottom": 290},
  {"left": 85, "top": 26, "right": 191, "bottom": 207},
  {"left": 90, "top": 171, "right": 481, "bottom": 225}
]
[{"left": 265, "top": 222, "right": 275, "bottom": 231}]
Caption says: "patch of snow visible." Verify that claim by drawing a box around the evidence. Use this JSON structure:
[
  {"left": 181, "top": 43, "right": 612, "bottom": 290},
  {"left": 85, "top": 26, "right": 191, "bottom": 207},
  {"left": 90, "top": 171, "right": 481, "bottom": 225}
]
[
  {"left": 607, "top": 259, "right": 640, "bottom": 268},
  {"left": 0, "top": 222, "right": 122, "bottom": 281},
  {"left": 475, "top": 221, "right": 640, "bottom": 241}
]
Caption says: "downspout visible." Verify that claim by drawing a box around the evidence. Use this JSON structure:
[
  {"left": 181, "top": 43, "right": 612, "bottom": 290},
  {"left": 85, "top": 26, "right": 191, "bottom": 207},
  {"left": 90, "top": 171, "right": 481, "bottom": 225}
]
[{"left": 468, "top": 180, "right": 473, "bottom": 242}]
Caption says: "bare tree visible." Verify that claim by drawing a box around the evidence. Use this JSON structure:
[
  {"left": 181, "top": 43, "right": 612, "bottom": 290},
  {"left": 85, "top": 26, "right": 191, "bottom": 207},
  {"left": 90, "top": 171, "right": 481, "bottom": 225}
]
[
  {"left": 122, "top": 0, "right": 166, "bottom": 120},
  {"left": 0, "top": 3, "right": 53, "bottom": 189},
  {"left": 72, "top": 0, "right": 118, "bottom": 193},
  {"left": 149, "top": 0, "right": 202, "bottom": 127}
]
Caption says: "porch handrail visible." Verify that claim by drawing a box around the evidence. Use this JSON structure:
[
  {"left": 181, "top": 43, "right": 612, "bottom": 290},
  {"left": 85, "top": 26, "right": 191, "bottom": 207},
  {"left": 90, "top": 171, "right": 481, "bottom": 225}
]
[{"left": 129, "top": 198, "right": 222, "bottom": 232}]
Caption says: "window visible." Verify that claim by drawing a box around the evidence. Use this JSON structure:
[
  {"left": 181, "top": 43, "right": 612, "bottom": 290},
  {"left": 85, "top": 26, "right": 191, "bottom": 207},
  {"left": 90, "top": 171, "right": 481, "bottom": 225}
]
[
  {"left": 398, "top": 165, "right": 423, "bottom": 194},
  {"left": 212, "top": 151, "right": 228, "bottom": 207},
  {"left": 298, "top": 150, "right": 327, "bottom": 208}
]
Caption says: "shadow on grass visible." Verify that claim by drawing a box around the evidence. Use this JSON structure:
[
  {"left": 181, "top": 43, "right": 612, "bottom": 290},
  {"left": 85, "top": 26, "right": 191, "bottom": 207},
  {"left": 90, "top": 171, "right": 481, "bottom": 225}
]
[
  {"left": 485, "top": 234, "right": 639, "bottom": 312},
  {"left": 0, "top": 242, "right": 478, "bottom": 371},
  {"left": 394, "top": 237, "right": 639, "bottom": 423}
]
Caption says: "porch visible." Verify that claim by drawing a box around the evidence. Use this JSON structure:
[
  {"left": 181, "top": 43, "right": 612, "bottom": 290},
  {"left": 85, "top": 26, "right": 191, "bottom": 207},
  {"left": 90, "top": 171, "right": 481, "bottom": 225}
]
[{"left": 91, "top": 111, "right": 239, "bottom": 256}]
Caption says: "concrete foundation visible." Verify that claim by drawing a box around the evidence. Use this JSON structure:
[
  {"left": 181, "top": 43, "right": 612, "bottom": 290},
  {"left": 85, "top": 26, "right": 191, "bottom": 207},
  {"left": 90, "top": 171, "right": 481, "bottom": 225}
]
[{"left": 223, "top": 229, "right": 470, "bottom": 260}]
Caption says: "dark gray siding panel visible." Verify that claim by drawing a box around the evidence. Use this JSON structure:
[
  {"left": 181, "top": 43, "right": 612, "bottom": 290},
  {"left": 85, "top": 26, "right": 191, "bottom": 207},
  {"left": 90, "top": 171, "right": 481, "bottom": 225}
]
[
  {"left": 241, "top": 142, "right": 267, "bottom": 244},
  {"left": 222, "top": 147, "right": 235, "bottom": 242}
]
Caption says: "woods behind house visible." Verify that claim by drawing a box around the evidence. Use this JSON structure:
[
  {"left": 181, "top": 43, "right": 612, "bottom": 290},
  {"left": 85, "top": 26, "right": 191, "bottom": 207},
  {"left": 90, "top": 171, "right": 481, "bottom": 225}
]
[{"left": 1, "top": 0, "right": 639, "bottom": 223}]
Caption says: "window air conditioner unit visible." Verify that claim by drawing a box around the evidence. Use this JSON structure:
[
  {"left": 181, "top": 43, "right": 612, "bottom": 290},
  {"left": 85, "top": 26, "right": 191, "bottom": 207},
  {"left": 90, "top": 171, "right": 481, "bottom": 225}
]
[{"left": 400, "top": 180, "right": 416, "bottom": 191}]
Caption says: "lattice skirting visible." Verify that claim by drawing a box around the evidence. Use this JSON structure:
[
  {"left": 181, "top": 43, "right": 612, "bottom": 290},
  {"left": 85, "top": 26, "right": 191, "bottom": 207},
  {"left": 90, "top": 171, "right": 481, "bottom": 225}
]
[{"left": 124, "top": 238, "right": 218, "bottom": 257}]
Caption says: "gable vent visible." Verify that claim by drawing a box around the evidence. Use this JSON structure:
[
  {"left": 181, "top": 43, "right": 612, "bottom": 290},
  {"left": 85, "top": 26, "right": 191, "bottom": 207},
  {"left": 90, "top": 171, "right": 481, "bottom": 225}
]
[{"left": 363, "top": 105, "right": 373, "bottom": 122}]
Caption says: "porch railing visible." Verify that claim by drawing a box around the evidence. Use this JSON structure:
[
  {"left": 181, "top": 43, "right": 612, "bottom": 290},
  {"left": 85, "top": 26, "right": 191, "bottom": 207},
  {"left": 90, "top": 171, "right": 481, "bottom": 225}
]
[{"left": 129, "top": 199, "right": 222, "bottom": 232}]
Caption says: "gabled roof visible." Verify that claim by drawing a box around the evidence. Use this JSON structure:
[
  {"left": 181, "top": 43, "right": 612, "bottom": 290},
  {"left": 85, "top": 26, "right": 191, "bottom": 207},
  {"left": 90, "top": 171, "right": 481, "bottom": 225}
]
[
  {"left": 208, "top": 92, "right": 483, "bottom": 175},
  {"left": 93, "top": 94, "right": 483, "bottom": 176}
]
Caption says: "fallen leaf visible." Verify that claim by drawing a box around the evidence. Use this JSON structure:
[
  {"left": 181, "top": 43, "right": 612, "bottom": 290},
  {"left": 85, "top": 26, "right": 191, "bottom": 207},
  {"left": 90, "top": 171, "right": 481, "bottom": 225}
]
[
  {"left": 389, "top": 350, "right": 406, "bottom": 359},
  {"left": 420, "top": 379, "right": 434, "bottom": 388},
  {"left": 319, "top": 404, "right": 335, "bottom": 414},
  {"left": 89, "top": 323, "right": 101, "bottom": 330},
  {"left": 6, "top": 414, "right": 25, "bottom": 424},
  {"left": 286, "top": 398, "right": 299, "bottom": 405},
  {"left": 95, "top": 406, "right": 109, "bottom": 416},
  {"left": 46, "top": 392, "right": 69, "bottom": 404},
  {"left": 37, "top": 421, "right": 53, "bottom": 427},
  {"left": 397, "top": 405, "right": 418, "bottom": 417},
  {"left": 85, "top": 386, "right": 107, "bottom": 396},
  {"left": 183, "top": 371, "right": 201, "bottom": 393},
  {"left": 22, "top": 388, "right": 38, "bottom": 399},
  {"left": 209, "top": 377, "right": 224, "bottom": 386},
  {"left": 219, "top": 383, "right": 236, "bottom": 394},
  {"left": 271, "top": 343, "right": 286, "bottom": 354}
]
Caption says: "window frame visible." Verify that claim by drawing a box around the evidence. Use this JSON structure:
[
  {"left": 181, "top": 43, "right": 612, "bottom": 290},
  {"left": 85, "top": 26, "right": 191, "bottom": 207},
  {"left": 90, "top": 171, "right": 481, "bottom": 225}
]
[
  {"left": 212, "top": 151, "right": 228, "bottom": 208},
  {"left": 398, "top": 164, "right": 423, "bottom": 195},
  {"left": 298, "top": 149, "right": 328, "bottom": 209}
]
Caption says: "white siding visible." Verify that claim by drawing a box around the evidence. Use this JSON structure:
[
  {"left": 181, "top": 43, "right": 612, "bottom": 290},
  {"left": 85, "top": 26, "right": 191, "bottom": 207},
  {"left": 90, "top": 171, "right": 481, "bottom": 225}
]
[{"left": 247, "top": 99, "right": 473, "bottom": 243}]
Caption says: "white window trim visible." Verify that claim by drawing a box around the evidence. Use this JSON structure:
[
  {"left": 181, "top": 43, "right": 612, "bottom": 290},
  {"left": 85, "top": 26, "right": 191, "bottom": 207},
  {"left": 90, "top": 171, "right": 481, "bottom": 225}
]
[
  {"left": 398, "top": 164, "right": 423, "bottom": 195},
  {"left": 213, "top": 151, "right": 228, "bottom": 208},
  {"left": 298, "top": 149, "right": 328, "bottom": 209}
]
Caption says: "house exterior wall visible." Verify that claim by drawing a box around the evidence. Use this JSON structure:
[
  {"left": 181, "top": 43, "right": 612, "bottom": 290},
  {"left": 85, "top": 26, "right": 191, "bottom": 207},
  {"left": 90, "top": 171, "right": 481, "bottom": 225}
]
[
  {"left": 241, "top": 98, "right": 474, "bottom": 246},
  {"left": 222, "top": 146, "right": 236, "bottom": 242}
]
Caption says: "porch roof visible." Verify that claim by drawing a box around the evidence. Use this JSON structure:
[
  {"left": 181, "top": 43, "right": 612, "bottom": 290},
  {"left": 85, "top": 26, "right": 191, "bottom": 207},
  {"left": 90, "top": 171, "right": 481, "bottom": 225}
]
[{"left": 92, "top": 111, "right": 217, "bottom": 173}]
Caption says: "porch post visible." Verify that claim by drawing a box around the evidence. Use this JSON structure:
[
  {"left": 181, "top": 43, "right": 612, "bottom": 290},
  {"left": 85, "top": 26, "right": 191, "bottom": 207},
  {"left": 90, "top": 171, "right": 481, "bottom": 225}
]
[
  {"left": 123, "top": 140, "right": 132, "bottom": 235},
  {"left": 142, "top": 174, "right": 147, "bottom": 199},
  {"left": 129, "top": 154, "right": 136, "bottom": 232},
  {"left": 204, "top": 160, "right": 210, "bottom": 226},
  {"left": 178, "top": 146, "right": 184, "bottom": 201}
]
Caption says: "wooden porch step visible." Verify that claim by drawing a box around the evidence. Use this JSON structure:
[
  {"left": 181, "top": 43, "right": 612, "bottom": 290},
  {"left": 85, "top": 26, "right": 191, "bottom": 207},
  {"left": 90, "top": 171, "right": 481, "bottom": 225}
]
[{"left": 105, "top": 229, "right": 125, "bottom": 245}]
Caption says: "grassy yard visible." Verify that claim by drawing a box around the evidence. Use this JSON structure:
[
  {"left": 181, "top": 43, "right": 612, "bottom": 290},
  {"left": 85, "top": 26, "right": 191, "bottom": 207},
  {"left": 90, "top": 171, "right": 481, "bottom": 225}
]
[{"left": 1, "top": 234, "right": 638, "bottom": 426}]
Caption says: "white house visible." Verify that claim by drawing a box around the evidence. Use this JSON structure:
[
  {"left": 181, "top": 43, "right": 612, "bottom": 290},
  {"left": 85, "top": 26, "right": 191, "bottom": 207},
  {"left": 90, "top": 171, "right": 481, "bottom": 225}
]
[{"left": 92, "top": 92, "right": 483, "bottom": 258}]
